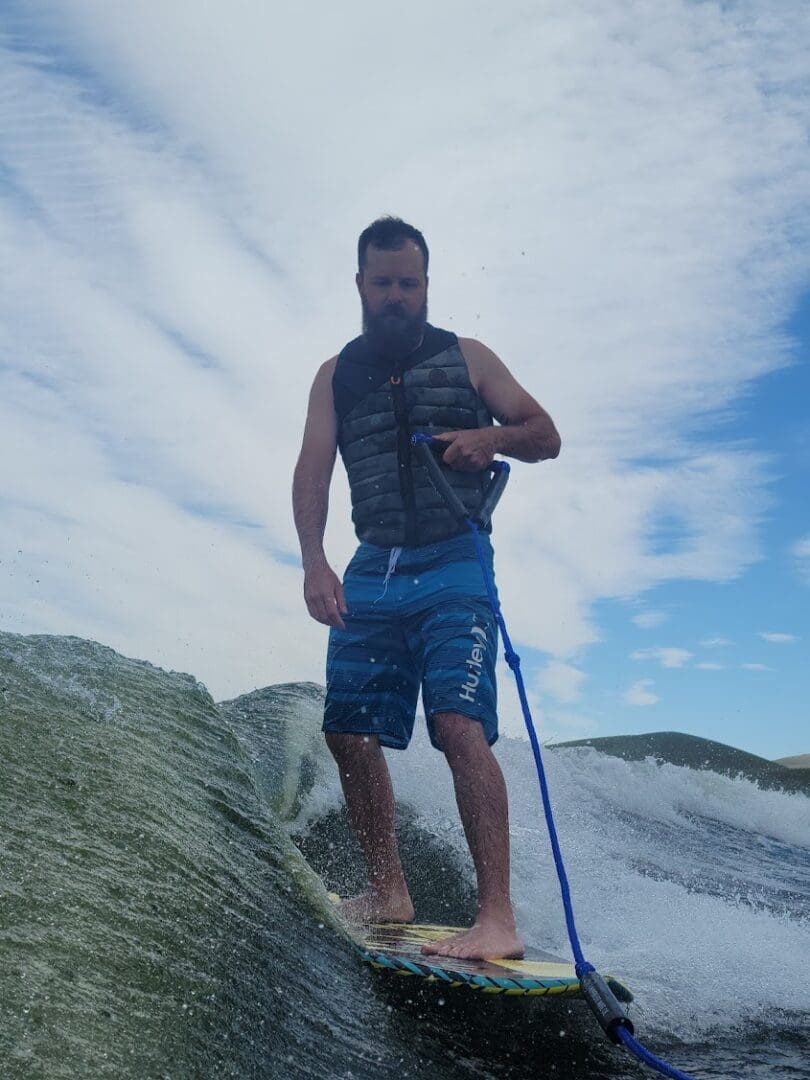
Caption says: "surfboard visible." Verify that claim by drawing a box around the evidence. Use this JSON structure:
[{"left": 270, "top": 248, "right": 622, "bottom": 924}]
[{"left": 345, "top": 918, "right": 633, "bottom": 1001}]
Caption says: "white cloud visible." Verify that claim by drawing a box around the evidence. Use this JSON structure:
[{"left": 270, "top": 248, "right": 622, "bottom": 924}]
[
  {"left": 741, "top": 663, "right": 771, "bottom": 671},
  {"left": 546, "top": 711, "right": 597, "bottom": 735},
  {"left": 701, "top": 637, "right": 734, "bottom": 648},
  {"left": 696, "top": 662, "right": 724, "bottom": 671},
  {"left": 535, "top": 661, "right": 586, "bottom": 704},
  {"left": 624, "top": 679, "right": 659, "bottom": 706},
  {"left": 758, "top": 632, "right": 797, "bottom": 643},
  {"left": 632, "top": 610, "right": 668, "bottom": 630},
  {"left": 630, "top": 647, "right": 692, "bottom": 668},
  {"left": 2, "top": 2, "right": 810, "bottom": 700},
  {"left": 792, "top": 534, "right": 810, "bottom": 585}
]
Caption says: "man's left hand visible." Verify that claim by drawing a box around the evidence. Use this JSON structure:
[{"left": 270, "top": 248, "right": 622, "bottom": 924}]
[{"left": 433, "top": 429, "right": 498, "bottom": 472}]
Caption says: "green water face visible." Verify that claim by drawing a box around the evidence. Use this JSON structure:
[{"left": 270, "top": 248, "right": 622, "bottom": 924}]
[
  {"left": 218, "top": 682, "right": 326, "bottom": 823},
  {"left": 0, "top": 631, "right": 645, "bottom": 1080},
  {"left": 0, "top": 633, "right": 359, "bottom": 1079}
]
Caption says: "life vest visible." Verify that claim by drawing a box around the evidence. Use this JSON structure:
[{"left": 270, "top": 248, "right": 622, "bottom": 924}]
[{"left": 333, "top": 325, "right": 493, "bottom": 547}]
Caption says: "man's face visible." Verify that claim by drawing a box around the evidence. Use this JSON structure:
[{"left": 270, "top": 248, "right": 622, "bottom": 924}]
[{"left": 357, "top": 241, "right": 428, "bottom": 360}]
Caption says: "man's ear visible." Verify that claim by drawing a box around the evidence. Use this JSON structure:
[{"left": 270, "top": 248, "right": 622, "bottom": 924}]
[{"left": 355, "top": 271, "right": 363, "bottom": 295}]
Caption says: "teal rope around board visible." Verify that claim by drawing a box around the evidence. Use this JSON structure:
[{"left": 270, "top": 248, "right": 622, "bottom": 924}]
[
  {"left": 357, "top": 947, "right": 583, "bottom": 995},
  {"left": 411, "top": 434, "right": 715, "bottom": 1080}
]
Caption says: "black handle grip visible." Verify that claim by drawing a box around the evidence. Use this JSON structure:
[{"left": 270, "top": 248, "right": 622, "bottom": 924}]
[
  {"left": 580, "top": 970, "right": 635, "bottom": 1044},
  {"left": 411, "top": 435, "right": 510, "bottom": 527},
  {"left": 475, "top": 462, "right": 510, "bottom": 527}
]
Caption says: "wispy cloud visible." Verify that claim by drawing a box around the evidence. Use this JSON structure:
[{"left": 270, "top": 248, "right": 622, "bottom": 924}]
[
  {"left": 632, "top": 610, "right": 668, "bottom": 630},
  {"left": 701, "top": 637, "right": 734, "bottom": 649},
  {"left": 696, "top": 662, "right": 724, "bottom": 671},
  {"left": 3, "top": 2, "right": 810, "bottom": 701},
  {"left": 791, "top": 536, "right": 810, "bottom": 585},
  {"left": 741, "top": 663, "right": 771, "bottom": 672},
  {"left": 630, "top": 647, "right": 692, "bottom": 668},
  {"left": 536, "top": 661, "right": 586, "bottom": 704},
  {"left": 543, "top": 711, "right": 599, "bottom": 742},
  {"left": 758, "top": 632, "right": 798, "bottom": 644},
  {"left": 624, "top": 679, "right": 658, "bottom": 707}
]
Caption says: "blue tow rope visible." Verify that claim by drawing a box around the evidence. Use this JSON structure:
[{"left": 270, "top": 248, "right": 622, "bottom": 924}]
[
  {"left": 410, "top": 434, "right": 702, "bottom": 1080},
  {"left": 468, "top": 519, "right": 699, "bottom": 1080}
]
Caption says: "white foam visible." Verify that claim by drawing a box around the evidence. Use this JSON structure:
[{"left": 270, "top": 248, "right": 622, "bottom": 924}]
[
  {"left": 551, "top": 744, "right": 810, "bottom": 850},
  {"left": 306, "top": 726, "right": 810, "bottom": 1037}
]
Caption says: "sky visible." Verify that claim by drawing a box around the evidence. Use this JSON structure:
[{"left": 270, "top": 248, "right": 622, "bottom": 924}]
[{"left": 2, "top": 1, "right": 808, "bottom": 760}]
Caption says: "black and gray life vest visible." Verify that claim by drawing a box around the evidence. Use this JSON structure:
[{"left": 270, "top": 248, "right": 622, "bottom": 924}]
[{"left": 333, "top": 325, "right": 493, "bottom": 547}]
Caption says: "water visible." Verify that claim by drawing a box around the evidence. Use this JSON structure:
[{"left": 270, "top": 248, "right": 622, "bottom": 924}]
[{"left": 1, "top": 631, "right": 808, "bottom": 1078}]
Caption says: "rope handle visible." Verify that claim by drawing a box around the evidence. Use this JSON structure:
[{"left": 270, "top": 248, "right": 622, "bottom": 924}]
[{"left": 410, "top": 433, "right": 510, "bottom": 528}]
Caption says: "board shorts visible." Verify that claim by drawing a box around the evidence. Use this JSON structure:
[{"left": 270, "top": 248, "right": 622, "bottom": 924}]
[{"left": 323, "top": 531, "right": 499, "bottom": 751}]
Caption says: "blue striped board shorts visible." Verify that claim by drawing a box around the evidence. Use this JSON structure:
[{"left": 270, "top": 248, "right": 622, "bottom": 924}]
[{"left": 323, "top": 531, "right": 499, "bottom": 751}]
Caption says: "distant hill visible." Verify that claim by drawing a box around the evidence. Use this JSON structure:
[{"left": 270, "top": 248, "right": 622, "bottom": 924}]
[
  {"left": 775, "top": 754, "right": 810, "bottom": 770},
  {"left": 549, "top": 731, "right": 810, "bottom": 796}
]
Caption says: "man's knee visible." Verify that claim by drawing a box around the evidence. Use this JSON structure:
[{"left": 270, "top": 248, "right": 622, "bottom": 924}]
[{"left": 432, "top": 711, "right": 488, "bottom": 762}]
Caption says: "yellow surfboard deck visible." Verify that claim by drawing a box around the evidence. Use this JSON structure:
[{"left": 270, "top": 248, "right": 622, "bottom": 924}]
[{"left": 344, "top": 916, "right": 633, "bottom": 1001}]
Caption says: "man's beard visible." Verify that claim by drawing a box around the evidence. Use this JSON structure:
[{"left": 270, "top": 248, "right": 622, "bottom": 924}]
[{"left": 362, "top": 296, "right": 427, "bottom": 363}]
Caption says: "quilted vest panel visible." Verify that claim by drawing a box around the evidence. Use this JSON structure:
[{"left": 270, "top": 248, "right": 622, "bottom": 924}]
[{"left": 333, "top": 326, "right": 493, "bottom": 546}]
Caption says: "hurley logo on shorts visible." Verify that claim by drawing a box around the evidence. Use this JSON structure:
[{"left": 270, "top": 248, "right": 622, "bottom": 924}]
[{"left": 459, "top": 622, "right": 488, "bottom": 704}]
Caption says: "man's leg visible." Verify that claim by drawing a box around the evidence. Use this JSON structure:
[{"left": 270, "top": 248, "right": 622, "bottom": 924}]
[
  {"left": 325, "top": 731, "right": 415, "bottom": 924},
  {"left": 421, "top": 712, "right": 524, "bottom": 959}
]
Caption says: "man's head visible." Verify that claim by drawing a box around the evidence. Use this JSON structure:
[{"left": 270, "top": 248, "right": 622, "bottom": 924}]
[
  {"left": 356, "top": 216, "right": 429, "bottom": 361},
  {"left": 357, "top": 216, "right": 429, "bottom": 276}
]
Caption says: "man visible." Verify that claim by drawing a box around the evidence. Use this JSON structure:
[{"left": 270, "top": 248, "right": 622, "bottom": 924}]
[{"left": 292, "top": 217, "right": 560, "bottom": 960}]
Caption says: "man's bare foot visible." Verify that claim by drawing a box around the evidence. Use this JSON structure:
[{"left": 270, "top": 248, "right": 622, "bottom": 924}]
[
  {"left": 337, "top": 889, "right": 415, "bottom": 925},
  {"left": 421, "top": 917, "right": 524, "bottom": 960}
]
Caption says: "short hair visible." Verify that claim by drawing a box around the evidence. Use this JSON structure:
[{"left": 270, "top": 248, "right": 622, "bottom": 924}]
[{"left": 357, "top": 216, "right": 429, "bottom": 274}]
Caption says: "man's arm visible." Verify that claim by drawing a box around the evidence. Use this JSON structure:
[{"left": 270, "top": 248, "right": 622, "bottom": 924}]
[
  {"left": 433, "top": 338, "right": 561, "bottom": 471},
  {"left": 292, "top": 358, "right": 348, "bottom": 628}
]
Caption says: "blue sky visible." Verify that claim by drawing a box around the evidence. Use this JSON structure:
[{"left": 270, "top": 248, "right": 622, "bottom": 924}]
[
  {"left": 541, "top": 292, "right": 810, "bottom": 759},
  {"left": 2, "top": 2, "right": 808, "bottom": 760}
]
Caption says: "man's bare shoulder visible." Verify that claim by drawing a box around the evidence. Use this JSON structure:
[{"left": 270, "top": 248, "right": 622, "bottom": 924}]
[
  {"left": 300, "top": 357, "right": 339, "bottom": 454},
  {"left": 457, "top": 336, "right": 498, "bottom": 360},
  {"left": 308, "top": 355, "right": 338, "bottom": 395},
  {"left": 318, "top": 355, "right": 339, "bottom": 380},
  {"left": 457, "top": 337, "right": 504, "bottom": 388}
]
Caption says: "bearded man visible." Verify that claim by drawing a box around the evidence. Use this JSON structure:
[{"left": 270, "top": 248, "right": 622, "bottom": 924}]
[{"left": 292, "top": 216, "right": 560, "bottom": 960}]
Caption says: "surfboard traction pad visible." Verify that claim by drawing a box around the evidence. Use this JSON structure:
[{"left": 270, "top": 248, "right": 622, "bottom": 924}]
[{"left": 349, "top": 920, "right": 633, "bottom": 1001}]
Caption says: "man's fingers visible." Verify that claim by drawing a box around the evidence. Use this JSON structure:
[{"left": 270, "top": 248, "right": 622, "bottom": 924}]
[
  {"left": 307, "top": 591, "right": 346, "bottom": 629},
  {"left": 336, "top": 582, "right": 348, "bottom": 615},
  {"left": 323, "top": 590, "right": 346, "bottom": 629},
  {"left": 438, "top": 431, "right": 493, "bottom": 472},
  {"left": 434, "top": 430, "right": 460, "bottom": 461},
  {"left": 304, "top": 563, "right": 346, "bottom": 628},
  {"left": 440, "top": 440, "right": 460, "bottom": 464}
]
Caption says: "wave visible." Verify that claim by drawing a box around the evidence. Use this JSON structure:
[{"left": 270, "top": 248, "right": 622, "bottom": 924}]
[
  {"left": 2, "top": 632, "right": 808, "bottom": 1079},
  {"left": 0, "top": 633, "right": 385, "bottom": 1079}
]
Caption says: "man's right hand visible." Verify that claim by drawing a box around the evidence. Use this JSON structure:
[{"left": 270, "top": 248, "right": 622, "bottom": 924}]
[{"left": 304, "top": 558, "right": 348, "bottom": 629}]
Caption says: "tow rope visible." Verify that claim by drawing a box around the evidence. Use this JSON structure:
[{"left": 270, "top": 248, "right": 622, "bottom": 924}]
[{"left": 412, "top": 433, "right": 704, "bottom": 1080}]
